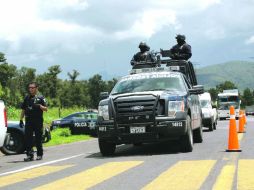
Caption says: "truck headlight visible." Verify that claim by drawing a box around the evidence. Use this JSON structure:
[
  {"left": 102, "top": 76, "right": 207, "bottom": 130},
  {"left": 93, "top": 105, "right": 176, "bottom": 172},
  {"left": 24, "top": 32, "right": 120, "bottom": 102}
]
[
  {"left": 98, "top": 105, "right": 109, "bottom": 120},
  {"left": 168, "top": 100, "right": 185, "bottom": 117}
]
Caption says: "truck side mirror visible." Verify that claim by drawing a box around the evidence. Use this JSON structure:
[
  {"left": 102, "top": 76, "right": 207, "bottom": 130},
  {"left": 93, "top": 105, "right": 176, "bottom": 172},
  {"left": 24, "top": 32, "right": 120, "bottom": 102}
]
[
  {"left": 100, "top": 92, "right": 109, "bottom": 100},
  {"left": 189, "top": 85, "right": 204, "bottom": 95}
]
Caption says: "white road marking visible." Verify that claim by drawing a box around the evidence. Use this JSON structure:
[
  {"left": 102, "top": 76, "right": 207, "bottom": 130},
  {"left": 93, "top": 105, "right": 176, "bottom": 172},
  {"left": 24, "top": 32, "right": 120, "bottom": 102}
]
[{"left": 0, "top": 153, "right": 85, "bottom": 177}]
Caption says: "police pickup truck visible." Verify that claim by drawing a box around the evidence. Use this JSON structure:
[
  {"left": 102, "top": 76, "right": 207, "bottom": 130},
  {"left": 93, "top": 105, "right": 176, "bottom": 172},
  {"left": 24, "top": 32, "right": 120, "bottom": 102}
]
[
  {"left": 0, "top": 100, "right": 7, "bottom": 148},
  {"left": 97, "top": 60, "right": 204, "bottom": 156}
]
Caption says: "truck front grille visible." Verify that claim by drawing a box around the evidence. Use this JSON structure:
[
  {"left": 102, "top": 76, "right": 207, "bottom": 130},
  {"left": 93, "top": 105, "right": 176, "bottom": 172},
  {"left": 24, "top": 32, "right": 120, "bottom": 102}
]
[{"left": 113, "top": 95, "right": 160, "bottom": 124}]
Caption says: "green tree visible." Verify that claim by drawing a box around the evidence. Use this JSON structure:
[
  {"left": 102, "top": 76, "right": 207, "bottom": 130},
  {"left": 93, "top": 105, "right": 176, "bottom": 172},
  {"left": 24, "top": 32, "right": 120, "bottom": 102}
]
[
  {"left": 242, "top": 88, "right": 254, "bottom": 106},
  {"left": 17, "top": 67, "right": 36, "bottom": 97},
  {"left": 88, "top": 74, "right": 106, "bottom": 108},
  {"left": 208, "top": 87, "right": 219, "bottom": 102},
  {"left": 47, "top": 65, "right": 61, "bottom": 98},
  {"left": 0, "top": 53, "right": 17, "bottom": 88},
  {"left": 67, "top": 70, "right": 79, "bottom": 84},
  {"left": 216, "top": 81, "right": 237, "bottom": 93},
  {"left": 37, "top": 65, "right": 61, "bottom": 104},
  {"left": 106, "top": 78, "right": 118, "bottom": 92},
  {"left": 0, "top": 52, "right": 7, "bottom": 63}
]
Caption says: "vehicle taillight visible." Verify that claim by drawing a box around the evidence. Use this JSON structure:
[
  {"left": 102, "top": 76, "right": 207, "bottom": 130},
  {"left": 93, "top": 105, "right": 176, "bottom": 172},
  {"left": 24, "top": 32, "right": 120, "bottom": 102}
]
[{"left": 4, "top": 108, "right": 7, "bottom": 127}]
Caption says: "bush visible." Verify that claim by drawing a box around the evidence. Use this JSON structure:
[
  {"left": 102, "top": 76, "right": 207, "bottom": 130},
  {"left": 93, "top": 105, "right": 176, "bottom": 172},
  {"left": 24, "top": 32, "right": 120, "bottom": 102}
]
[{"left": 58, "top": 128, "right": 71, "bottom": 137}]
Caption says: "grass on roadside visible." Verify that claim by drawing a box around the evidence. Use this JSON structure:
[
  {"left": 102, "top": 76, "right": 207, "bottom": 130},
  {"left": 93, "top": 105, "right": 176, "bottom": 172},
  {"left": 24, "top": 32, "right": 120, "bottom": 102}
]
[
  {"left": 7, "top": 107, "right": 93, "bottom": 147},
  {"left": 44, "top": 128, "right": 92, "bottom": 147},
  {"left": 7, "top": 106, "right": 86, "bottom": 126}
]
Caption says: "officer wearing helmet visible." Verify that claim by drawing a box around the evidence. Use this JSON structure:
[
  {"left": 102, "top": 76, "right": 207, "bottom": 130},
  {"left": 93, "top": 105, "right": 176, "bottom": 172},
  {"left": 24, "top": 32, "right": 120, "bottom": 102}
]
[
  {"left": 162, "top": 34, "right": 192, "bottom": 60},
  {"left": 130, "top": 42, "right": 156, "bottom": 68}
]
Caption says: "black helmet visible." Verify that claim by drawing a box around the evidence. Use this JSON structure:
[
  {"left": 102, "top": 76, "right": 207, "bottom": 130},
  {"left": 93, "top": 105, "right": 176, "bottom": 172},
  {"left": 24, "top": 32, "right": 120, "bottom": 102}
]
[
  {"left": 175, "top": 34, "right": 186, "bottom": 41},
  {"left": 138, "top": 41, "right": 150, "bottom": 51},
  {"left": 138, "top": 41, "right": 147, "bottom": 48}
]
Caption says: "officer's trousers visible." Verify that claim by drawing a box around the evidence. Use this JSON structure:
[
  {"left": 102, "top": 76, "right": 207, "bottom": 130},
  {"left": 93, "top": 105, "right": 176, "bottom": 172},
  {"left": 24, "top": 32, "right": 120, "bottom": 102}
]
[{"left": 25, "top": 121, "right": 43, "bottom": 156}]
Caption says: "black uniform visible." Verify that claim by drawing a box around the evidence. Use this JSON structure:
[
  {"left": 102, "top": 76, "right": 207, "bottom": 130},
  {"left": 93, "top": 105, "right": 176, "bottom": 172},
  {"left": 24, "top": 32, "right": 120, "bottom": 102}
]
[
  {"left": 169, "top": 42, "right": 192, "bottom": 60},
  {"left": 131, "top": 51, "right": 156, "bottom": 63},
  {"left": 21, "top": 95, "right": 47, "bottom": 157}
]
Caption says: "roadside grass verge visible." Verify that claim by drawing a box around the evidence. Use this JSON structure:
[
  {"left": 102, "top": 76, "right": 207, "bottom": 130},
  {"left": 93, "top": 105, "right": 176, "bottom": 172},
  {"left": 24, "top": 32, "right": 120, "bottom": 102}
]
[
  {"left": 7, "top": 106, "right": 85, "bottom": 126},
  {"left": 7, "top": 107, "right": 94, "bottom": 147},
  {"left": 44, "top": 128, "right": 92, "bottom": 147}
]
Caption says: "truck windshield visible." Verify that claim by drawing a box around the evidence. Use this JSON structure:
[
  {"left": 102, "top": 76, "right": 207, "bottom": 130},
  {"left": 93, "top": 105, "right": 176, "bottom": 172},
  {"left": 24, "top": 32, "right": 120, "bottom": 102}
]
[
  {"left": 218, "top": 96, "right": 240, "bottom": 110},
  {"left": 111, "top": 75, "right": 186, "bottom": 94},
  {"left": 218, "top": 102, "right": 240, "bottom": 110},
  {"left": 200, "top": 100, "right": 211, "bottom": 108},
  {"left": 219, "top": 96, "right": 239, "bottom": 102}
]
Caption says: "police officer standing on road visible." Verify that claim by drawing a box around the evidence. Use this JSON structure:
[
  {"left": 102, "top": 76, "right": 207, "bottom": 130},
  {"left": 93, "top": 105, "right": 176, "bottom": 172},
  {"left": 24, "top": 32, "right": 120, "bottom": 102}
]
[
  {"left": 161, "top": 34, "right": 192, "bottom": 60},
  {"left": 130, "top": 42, "right": 156, "bottom": 67},
  {"left": 20, "top": 82, "right": 47, "bottom": 161}
]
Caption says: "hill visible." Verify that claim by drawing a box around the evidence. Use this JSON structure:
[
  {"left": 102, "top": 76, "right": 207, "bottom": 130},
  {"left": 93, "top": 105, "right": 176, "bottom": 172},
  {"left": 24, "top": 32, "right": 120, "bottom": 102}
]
[{"left": 196, "top": 61, "right": 254, "bottom": 91}]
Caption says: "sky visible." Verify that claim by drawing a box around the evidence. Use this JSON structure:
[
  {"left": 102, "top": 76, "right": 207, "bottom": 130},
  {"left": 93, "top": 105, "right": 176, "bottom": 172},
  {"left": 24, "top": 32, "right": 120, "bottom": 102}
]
[{"left": 0, "top": 0, "right": 254, "bottom": 79}]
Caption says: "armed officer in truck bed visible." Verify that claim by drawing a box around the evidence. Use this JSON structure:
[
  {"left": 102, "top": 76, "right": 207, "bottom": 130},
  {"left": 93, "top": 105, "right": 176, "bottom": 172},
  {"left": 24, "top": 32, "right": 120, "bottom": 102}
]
[
  {"left": 130, "top": 42, "right": 156, "bottom": 69},
  {"left": 20, "top": 82, "right": 47, "bottom": 161},
  {"left": 161, "top": 34, "right": 192, "bottom": 60},
  {"left": 160, "top": 34, "right": 197, "bottom": 85}
]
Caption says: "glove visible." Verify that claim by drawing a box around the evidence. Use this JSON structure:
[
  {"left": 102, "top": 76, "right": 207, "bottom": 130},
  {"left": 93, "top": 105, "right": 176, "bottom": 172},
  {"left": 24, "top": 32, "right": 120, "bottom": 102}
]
[{"left": 19, "top": 120, "right": 24, "bottom": 128}]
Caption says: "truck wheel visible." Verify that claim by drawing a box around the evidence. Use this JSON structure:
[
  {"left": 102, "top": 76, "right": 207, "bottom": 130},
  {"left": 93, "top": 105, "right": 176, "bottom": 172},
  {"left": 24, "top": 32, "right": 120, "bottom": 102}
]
[
  {"left": 180, "top": 116, "right": 193, "bottom": 152},
  {"left": 213, "top": 122, "right": 217, "bottom": 130},
  {"left": 209, "top": 123, "right": 214, "bottom": 131},
  {"left": 0, "top": 132, "right": 25, "bottom": 155},
  {"left": 42, "top": 128, "right": 51, "bottom": 143},
  {"left": 99, "top": 139, "right": 116, "bottom": 156},
  {"left": 193, "top": 125, "right": 203, "bottom": 143}
]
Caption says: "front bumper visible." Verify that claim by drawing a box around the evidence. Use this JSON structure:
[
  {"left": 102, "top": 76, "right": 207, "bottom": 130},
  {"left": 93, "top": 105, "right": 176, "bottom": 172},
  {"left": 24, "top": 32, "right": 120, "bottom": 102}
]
[{"left": 97, "top": 117, "right": 187, "bottom": 144}]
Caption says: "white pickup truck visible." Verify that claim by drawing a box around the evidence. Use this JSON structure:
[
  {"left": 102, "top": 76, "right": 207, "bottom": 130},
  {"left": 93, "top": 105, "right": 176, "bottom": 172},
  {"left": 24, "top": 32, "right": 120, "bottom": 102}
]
[
  {"left": 199, "top": 92, "right": 217, "bottom": 131},
  {"left": 0, "top": 100, "right": 7, "bottom": 148}
]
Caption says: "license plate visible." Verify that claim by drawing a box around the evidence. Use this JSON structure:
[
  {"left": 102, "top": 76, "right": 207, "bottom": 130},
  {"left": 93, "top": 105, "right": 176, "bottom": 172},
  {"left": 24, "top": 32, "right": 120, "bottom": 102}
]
[{"left": 130, "top": 127, "right": 145, "bottom": 133}]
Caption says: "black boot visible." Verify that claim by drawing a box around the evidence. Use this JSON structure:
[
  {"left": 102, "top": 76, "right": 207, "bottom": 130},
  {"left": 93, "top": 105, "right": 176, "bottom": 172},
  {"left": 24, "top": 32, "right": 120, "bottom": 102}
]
[
  {"left": 24, "top": 154, "right": 34, "bottom": 162},
  {"left": 36, "top": 156, "right": 43, "bottom": 160}
]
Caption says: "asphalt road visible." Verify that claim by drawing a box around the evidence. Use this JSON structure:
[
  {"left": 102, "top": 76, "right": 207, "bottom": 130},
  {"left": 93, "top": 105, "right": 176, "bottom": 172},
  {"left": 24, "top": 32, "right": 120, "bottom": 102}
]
[{"left": 0, "top": 117, "right": 254, "bottom": 190}]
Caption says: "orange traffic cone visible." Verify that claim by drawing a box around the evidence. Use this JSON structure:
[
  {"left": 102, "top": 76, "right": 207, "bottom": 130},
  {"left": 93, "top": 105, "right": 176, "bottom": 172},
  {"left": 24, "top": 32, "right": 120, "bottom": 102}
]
[
  {"left": 243, "top": 110, "right": 247, "bottom": 125},
  {"left": 226, "top": 106, "right": 241, "bottom": 152},
  {"left": 238, "top": 110, "right": 245, "bottom": 133}
]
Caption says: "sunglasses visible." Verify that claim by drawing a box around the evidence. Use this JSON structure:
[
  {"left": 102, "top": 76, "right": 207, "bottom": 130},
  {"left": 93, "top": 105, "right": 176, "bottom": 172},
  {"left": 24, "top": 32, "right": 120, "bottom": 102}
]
[{"left": 29, "top": 86, "right": 37, "bottom": 89}]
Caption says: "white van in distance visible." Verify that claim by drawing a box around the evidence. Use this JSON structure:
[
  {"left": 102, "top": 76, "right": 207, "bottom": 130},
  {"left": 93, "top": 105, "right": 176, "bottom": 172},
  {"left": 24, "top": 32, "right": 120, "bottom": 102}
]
[{"left": 199, "top": 92, "right": 217, "bottom": 131}]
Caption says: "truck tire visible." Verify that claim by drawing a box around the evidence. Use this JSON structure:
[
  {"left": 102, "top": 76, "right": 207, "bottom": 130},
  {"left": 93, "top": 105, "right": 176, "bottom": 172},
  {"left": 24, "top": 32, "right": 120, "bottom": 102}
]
[
  {"left": 180, "top": 115, "right": 193, "bottom": 152},
  {"left": 213, "top": 122, "right": 217, "bottom": 130},
  {"left": 193, "top": 125, "right": 203, "bottom": 143},
  {"left": 42, "top": 128, "right": 51, "bottom": 143},
  {"left": 99, "top": 139, "right": 116, "bottom": 156},
  {"left": 0, "top": 131, "right": 25, "bottom": 155},
  {"left": 209, "top": 122, "right": 214, "bottom": 131}
]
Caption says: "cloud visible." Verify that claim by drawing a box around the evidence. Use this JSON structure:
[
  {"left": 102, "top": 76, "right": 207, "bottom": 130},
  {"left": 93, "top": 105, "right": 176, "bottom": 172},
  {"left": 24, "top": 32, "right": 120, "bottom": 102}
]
[
  {"left": 114, "top": 9, "right": 177, "bottom": 40},
  {"left": 204, "top": 27, "right": 226, "bottom": 40},
  {"left": 147, "top": 0, "right": 221, "bottom": 13},
  {"left": 245, "top": 36, "right": 254, "bottom": 45},
  {"left": 0, "top": 0, "right": 103, "bottom": 57},
  {"left": 39, "top": 0, "right": 89, "bottom": 10},
  {"left": 1, "top": 0, "right": 254, "bottom": 78},
  {"left": 111, "top": 0, "right": 221, "bottom": 41}
]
